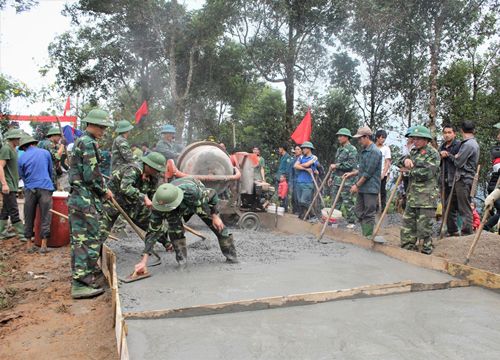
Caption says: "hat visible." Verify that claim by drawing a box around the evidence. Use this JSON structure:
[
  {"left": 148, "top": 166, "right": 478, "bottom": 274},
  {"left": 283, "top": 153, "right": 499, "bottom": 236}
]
[
  {"left": 300, "top": 141, "right": 315, "bottom": 150},
  {"left": 408, "top": 125, "right": 433, "bottom": 140},
  {"left": 115, "top": 120, "right": 134, "bottom": 134},
  {"left": 141, "top": 152, "right": 166, "bottom": 172},
  {"left": 352, "top": 126, "right": 373, "bottom": 138},
  {"left": 4, "top": 129, "right": 23, "bottom": 140},
  {"left": 161, "top": 124, "right": 176, "bottom": 134},
  {"left": 46, "top": 127, "right": 61, "bottom": 137},
  {"left": 152, "top": 183, "right": 184, "bottom": 212},
  {"left": 405, "top": 126, "right": 416, "bottom": 138},
  {"left": 336, "top": 128, "right": 352, "bottom": 138},
  {"left": 19, "top": 136, "right": 38, "bottom": 149},
  {"left": 83, "top": 108, "right": 114, "bottom": 127}
]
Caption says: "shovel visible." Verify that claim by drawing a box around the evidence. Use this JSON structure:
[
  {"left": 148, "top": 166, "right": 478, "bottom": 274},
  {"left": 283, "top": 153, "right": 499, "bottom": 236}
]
[
  {"left": 439, "top": 175, "right": 457, "bottom": 239},
  {"left": 464, "top": 204, "right": 493, "bottom": 265},
  {"left": 317, "top": 177, "right": 346, "bottom": 242},
  {"left": 371, "top": 173, "right": 403, "bottom": 244}
]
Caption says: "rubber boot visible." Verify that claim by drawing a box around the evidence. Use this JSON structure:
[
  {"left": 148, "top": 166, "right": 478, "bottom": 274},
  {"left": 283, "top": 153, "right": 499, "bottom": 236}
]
[
  {"left": 219, "top": 234, "right": 238, "bottom": 263},
  {"left": 0, "top": 219, "right": 15, "bottom": 239},
  {"left": 172, "top": 237, "right": 188, "bottom": 265},
  {"left": 39, "top": 238, "right": 49, "bottom": 254},
  {"left": 26, "top": 238, "right": 38, "bottom": 253},
  {"left": 71, "top": 281, "right": 104, "bottom": 299},
  {"left": 13, "top": 221, "right": 27, "bottom": 242}
]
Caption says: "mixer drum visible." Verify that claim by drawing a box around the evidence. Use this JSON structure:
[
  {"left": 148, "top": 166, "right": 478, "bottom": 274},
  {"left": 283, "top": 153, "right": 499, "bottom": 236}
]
[{"left": 176, "top": 141, "right": 234, "bottom": 194}]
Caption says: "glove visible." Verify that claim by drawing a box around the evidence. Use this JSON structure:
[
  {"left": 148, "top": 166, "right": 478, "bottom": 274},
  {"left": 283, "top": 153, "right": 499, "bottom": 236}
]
[{"left": 484, "top": 188, "right": 500, "bottom": 209}]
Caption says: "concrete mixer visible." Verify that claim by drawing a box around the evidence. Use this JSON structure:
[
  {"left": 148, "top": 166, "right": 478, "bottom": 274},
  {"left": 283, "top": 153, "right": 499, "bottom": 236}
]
[{"left": 164, "top": 141, "right": 275, "bottom": 230}]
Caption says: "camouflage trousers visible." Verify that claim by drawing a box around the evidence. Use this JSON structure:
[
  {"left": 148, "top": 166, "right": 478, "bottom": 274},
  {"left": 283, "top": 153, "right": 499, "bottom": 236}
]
[
  {"left": 400, "top": 206, "right": 435, "bottom": 254},
  {"left": 69, "top": 203, "right": 103, "bottom": 287},
  {"left": 100, "top": 200, "right": 170, "bottom": 247},
  {"left": 167, "top": 211, "right": 235, "bottom": 261},
  {"left": 331, "top": 182, "right": 356, "bottom": 223}
]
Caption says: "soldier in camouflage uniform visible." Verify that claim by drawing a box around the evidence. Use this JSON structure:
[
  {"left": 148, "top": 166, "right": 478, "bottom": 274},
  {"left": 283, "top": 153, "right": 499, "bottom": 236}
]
[
  {"left": 68, "top": 109, "right": 114, "bottom": 299},
  {"left": 100, "top": 152, "right": 171, "bottom": 250},
  {"left": 134, "top": 177, "right": 238, "bottom": 274},
  {"left": 398, "top": 125, "right": 440, "bottom": 255},
  {"left": 38, "top": 127, "right": 64, "bottom": 189},
  {"left": 155, "top": 124, "right": 181, "bottom": 162},
  {"left": 111, "top": 120, "right": 136, "bottom": 172},
  {"left": 329, "top": 128, "right": 358, "bottom": 226}
]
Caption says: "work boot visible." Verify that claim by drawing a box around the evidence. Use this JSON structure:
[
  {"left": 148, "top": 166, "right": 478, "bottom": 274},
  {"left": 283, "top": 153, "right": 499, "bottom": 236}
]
[
  {"left": 172, "top": 238, "right": 188, "bottom": 265},
  {"left": 71, "top": 281, "right": 104, "bottom": 299},
  {"left": 26, "top": 238, "right": 38, "bottom": 253},
  {"left": 219, "top": 235, "right": 239, "bottom": 263},
  {"left": 0, "top": 219, "right": 15, "bottom": 239},
  {"left": 12, "top": 221, "right": 27, "bottom": 242},
  {"left": 361, "top": 223, "right": 374, "bottom": 238},
  {"left": 39, "top": 238, "right": 49, "bottom": 254}
]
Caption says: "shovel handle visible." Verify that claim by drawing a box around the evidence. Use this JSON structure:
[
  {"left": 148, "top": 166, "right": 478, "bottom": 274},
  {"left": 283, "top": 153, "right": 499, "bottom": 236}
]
[
  {"left": 371, "top": 173, "right": 402, "bottom": 241},
  {"left": 318, "top": 177, "right": 347, "bottom": 241}
]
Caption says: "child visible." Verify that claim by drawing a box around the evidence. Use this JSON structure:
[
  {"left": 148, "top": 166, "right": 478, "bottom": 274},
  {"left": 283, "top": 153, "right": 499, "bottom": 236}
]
[
  {"left": 278, "top": 174, "right": 289, "bottom": 212},
  {"left": 471, "top": 202, "right": 480, "bottom": 231}
]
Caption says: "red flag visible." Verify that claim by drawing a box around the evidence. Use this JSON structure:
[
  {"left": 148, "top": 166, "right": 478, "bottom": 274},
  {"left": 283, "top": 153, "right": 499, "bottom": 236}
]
[
  {"left": 135, "top": 100, "right": 148, "bottom": 124},
  {"left": 63, "top": 97, "right": 70, "bottom": 116},
  {"left": 290, "top": 109, "right": 312, "bottom": 144}
]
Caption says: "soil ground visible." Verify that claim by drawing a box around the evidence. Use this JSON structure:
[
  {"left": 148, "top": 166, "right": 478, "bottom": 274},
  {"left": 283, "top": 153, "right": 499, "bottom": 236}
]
[{"left": 0, "top": 237, "right": 117, "bottom": 360}]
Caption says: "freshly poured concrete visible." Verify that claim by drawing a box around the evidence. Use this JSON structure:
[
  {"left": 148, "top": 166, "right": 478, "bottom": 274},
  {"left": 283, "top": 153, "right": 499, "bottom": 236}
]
[
  {"left": 126, "top": 286, "right": 500, "bottom": 360},
  {"left": 110, "top": 229, "right": 453, "bottom": 312}
]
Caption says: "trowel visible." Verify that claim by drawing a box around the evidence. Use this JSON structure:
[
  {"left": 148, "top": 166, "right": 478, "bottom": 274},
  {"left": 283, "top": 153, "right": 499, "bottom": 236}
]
[{"left": 121, "top": 269, "right": 152, "bottom": 283}]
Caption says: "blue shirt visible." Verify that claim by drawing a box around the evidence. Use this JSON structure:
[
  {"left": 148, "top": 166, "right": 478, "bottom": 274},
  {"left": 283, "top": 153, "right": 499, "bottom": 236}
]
[
  {"left": 18, "top": 146, "right": 54, "bottom": 191},
  {"left": 296, "top": 155, "right": 318, "bottom": 183}
]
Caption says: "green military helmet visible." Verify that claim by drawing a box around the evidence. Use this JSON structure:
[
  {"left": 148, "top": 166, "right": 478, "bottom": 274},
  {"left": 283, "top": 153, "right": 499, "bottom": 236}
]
[
  {"left": 83, "top": 108, "right": 114, "bottom": 127},
  {"left": 19, "top": 135, "right": 38, "bottom": 149},
  {"left": 141, "top": 151, "right": 166, "bottom": 172},
  {"left": 161, "top": 124, "right": 176, "bottom": 134},
  {"left": 4, "top": 128, "right": 24, "bottom": 140},
  {"left": 300, "top": 141, "right": 315, "bottom": 150},
  {"left": 405, "top": 126, "right": 416, "bottom": 138},
  {"left": 115, "top": 120, "right": 134, "bottom": 134},
  {"left": 46, "top": 127, "right": 61, "bottom": 137},
  {"left": 152, "top": 183, "right": 184, "bottom": 212},
  {"left": 408, "top": 125, "right": 433, "bottom": 140},
  {"left": 336, "top": 128, "right": 352, "bottom": 138}
]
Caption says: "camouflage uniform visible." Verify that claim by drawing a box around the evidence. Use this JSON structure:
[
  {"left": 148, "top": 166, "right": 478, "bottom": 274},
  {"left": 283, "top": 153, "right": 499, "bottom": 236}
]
[
  {"left": 155, "top": 139, "right": 180, "bottom": 162},
  {"left": 111, "top": 134, "right": 135, "bottom": 172},
  {"left": 144, "top": 177, "right": 236, "bottom": 262},
  {"left": 100, "top": 163, "right": 169, "bottom": 247},
  {"left": 38, "top": 138, "right": 61, "bottom": 188},
  {"left": 68, "top": 131, "right": 109, "bottom": 287},
  {"left": 399, "top": 143, "right": 440, "bottom": 254},
  {"left": 331, "top": 143, "right": 358, "bottom": 224}
]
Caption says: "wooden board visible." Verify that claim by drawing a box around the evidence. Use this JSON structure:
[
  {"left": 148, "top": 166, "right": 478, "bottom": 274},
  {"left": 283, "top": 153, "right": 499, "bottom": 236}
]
[
  {"left": 124, "top": 279, "right": 469, "bottom": 321},
  {"left": 447, "top": 262, "right": 500, "bottom": 289}
]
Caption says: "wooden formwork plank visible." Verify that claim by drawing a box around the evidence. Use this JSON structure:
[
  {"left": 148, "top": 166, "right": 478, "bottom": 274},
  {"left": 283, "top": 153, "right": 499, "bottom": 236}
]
[
  {"left": 123, "top": 279, "right": 469, "bottom": 321},
  {"left": 447, "top": 262, "right": 500, "bottom": 289}
]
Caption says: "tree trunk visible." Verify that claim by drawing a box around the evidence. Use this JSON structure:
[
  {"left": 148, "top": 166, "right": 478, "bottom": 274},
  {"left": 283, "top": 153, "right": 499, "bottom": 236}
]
[
  {"left": 428, "top": 13, "right": 443, "bottom": 134},
  {"left": 284, "top": 23, "right": 296, "bottom": 132}
]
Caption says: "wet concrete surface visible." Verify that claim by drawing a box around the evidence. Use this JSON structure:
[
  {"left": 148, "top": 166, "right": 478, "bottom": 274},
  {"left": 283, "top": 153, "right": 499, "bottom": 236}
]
[
  {"left": 126, "top": 286, "right": 500, "bottom": 360},
  {"left": 108, "top": 222, "right": 453, "bottom": 312}
]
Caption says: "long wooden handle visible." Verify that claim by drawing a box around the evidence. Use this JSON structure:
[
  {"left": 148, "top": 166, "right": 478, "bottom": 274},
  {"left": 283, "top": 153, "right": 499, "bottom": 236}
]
[
  {"left": 110, "top": 197, "right": 146, "bottom": 241},
  {"left": 439, "top": 177, "right": 457, "bottom": 239},
  {"left": 304, "top": 167, "right": 333, "bottom": 220},
  {"left": 318, "top": 177, "right": 346, "bottom": 241},
  {"left": 465, "top": 204, "right": 491, "bottom": 264},
  {"left": 310, "top": 172, "right": 325, "bottom": 207},
  {"left": 470, "top": 165, "right": 481, "bottom": 198},
  {"left": 372, "top": 173, "right": 403, "bottom": 241}
]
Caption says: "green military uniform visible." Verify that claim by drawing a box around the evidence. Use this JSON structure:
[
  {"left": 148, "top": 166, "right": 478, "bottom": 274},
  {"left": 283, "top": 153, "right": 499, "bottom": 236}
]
[
  {"left": 111, "top": 135, "right": 135, "bottom": 172},
  {"left": 38, "top": 128, "right": 62, "bottom": 189},
  {"left": 100, "top": 153, "right": 170, "bottom": 248},
  {"left": 144, "top": 177, "right": 237, "bottom": 264},
  {"left": 399, "top": 126, "right": 440, "bottom": 254},
  {"left": 68, "top": 109, "right": 113, "bottom": 298},
  {"left": 331, "top": 130, "right": 358, "bottom": 224}
]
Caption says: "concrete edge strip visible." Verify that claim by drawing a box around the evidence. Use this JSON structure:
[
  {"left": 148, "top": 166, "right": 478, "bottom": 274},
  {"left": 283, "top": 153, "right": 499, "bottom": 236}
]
[
  {"left": 258, "top": 213, "right": 500, "bottom": 289},
  {"left": 102, "top": 245, "right": 130, "bottom": 360},
  {"left": 122, "top": 279, "right": 470, "bottom": 321}
]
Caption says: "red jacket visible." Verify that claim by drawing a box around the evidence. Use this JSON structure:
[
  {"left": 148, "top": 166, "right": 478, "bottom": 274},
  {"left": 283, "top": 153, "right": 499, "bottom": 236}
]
[
  {"left": 472, "top": 209, "right": 480, "bottom": 230},
  {"left": 278, "top": 179, "right": 288, "bottom": 199}
]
